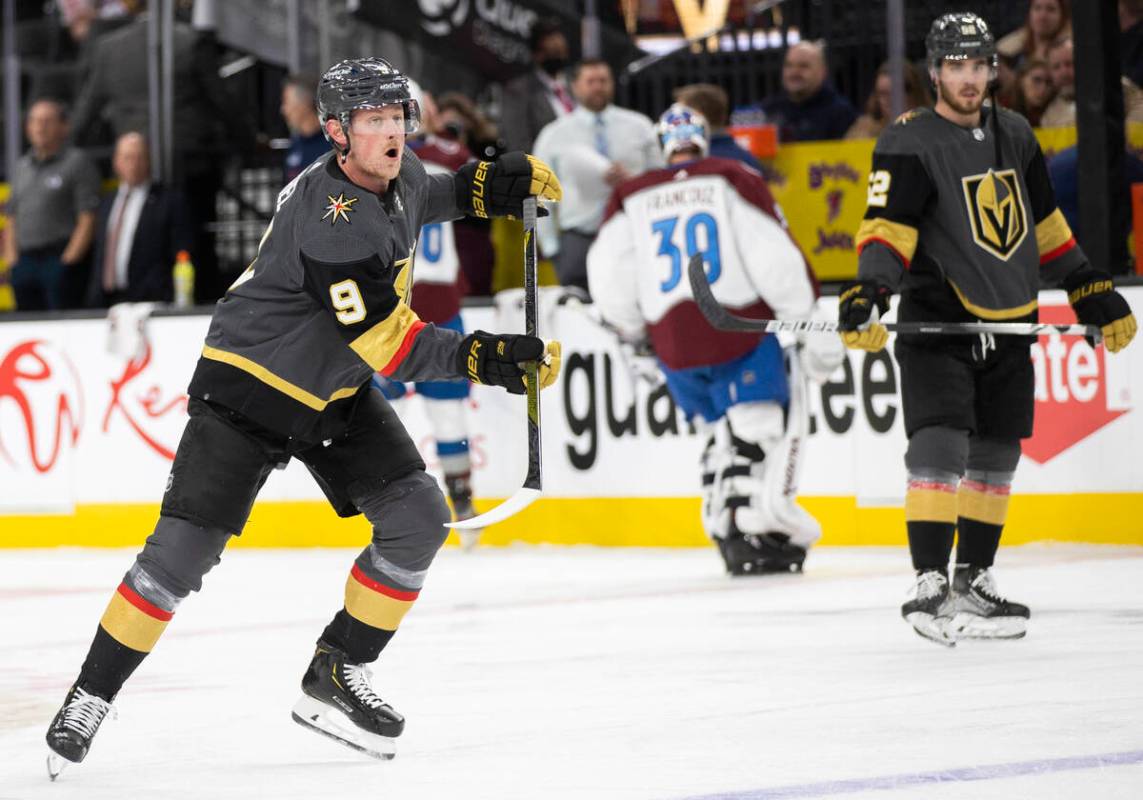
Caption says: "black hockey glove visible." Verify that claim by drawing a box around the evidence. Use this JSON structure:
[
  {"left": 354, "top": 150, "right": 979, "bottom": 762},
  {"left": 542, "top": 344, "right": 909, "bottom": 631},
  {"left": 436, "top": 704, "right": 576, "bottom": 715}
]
[
  {"left": 1063, "top": 266, "right": 1137, "bottom": 353},
  {"left": 837, "top": 280, "right": 891, "bottom": 352},
  {"left": 453, "top": 152, "right": 562, "bottom": 219},
  {"left": 458, "top": 331, "right": 562, "bottom": 394}
]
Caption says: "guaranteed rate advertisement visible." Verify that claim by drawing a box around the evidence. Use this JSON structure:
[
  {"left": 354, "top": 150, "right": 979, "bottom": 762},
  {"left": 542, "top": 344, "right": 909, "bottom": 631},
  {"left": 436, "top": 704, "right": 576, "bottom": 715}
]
[{"left": 0, "top": 291, "right": 1139, "bottom": 545}]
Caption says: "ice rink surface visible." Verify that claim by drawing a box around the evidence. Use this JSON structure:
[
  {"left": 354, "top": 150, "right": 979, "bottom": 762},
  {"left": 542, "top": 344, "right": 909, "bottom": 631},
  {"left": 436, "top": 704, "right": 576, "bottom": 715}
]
[{"left": 2, "top": 544, "right": 1142, "bottom": 800}]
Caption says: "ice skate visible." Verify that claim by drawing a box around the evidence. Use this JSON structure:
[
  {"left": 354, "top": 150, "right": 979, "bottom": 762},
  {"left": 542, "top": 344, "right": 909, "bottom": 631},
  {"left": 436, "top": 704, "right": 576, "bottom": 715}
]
[
  {"left": 901, "top": 570, "right": 955, "bottom": 647},
  {"left": 45, "top": 684, "right": 115, "bottom": 780},
  {"left": 717, "top": 532, "right": 806, "bottom": 576},
  {"left": 291, "top": 643, "right": 404, "bottom": 760},
  {"left": 447, "top": 474, "right": 482, "bottom": 551},
  {"left": 946, "top": 566, "right": 1030, "bottom": 640}
]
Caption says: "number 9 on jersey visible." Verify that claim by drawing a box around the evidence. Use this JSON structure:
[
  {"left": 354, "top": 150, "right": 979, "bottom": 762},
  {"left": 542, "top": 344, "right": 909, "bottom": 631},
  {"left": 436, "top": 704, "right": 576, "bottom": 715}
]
[{"left": 330, "top": 279, "right": 366, "bottom": 325}]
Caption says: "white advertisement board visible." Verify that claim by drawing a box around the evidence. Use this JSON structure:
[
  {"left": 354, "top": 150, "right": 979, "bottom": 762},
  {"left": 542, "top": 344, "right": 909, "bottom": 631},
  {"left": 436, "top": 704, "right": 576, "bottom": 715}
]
[{"left": 0, "top": 290, "right": 1140, "bottom": 538}]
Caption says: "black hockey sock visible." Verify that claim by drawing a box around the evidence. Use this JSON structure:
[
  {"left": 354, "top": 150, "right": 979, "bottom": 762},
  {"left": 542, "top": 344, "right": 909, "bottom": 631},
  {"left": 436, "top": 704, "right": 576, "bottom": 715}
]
[
  {"left": 906, "top": 521, "right": 956, "bottom": 573},
  {"left": 76, "top": 578, "right": 176, "bottom": 700},
  {"left": 77, "top": 626, "right": 149, "bottom": 701},
  {"left": 955, "top": 518, "right": 1003, "bottom": 568},
  {"left": 320, "top": 609, "right": 397, "bottom": 664}
]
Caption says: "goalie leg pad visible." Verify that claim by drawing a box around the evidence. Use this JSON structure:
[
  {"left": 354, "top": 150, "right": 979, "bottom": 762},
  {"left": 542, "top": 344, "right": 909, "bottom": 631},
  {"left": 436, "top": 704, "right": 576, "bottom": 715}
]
[{"left": 719, "top": 373, "right": 822, "bottom": 549}]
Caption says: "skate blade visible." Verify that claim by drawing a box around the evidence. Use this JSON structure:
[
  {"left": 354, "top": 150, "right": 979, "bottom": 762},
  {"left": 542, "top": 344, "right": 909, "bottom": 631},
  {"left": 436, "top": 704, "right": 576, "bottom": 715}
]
[
  {"left": 47, "top": 751, "right": 70, "bottom": 781},
  {"left": 948, "top": 612, "right": 1027, "bottom": 640},
  {"left": 904, "top": 612, "right": 956, "bottom": 648},
  {"left": 291, "top": 695, "right": 396, "bottom": 761}
]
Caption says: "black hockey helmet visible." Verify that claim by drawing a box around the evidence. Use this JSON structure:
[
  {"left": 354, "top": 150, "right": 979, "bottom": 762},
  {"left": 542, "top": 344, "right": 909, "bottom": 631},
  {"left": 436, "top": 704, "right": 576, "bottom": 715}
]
[
  {"left": 925, "top": 13, "right": 997, "bottom": 71},
  {"left": 317, "top": 57, "right": 421, "bottom": 158}
]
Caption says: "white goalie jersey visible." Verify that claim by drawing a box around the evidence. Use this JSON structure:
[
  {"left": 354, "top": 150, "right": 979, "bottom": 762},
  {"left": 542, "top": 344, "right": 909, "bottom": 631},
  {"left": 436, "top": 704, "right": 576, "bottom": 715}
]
[{"left": 586, "top": 157, "right": 819, "bottom": 370}]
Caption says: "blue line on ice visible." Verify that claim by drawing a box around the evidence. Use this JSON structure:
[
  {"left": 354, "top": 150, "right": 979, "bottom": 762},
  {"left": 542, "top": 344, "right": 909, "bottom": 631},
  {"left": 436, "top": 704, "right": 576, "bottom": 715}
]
[{"left": 677, "top": 749, "right": 1143, "bottom": 799}]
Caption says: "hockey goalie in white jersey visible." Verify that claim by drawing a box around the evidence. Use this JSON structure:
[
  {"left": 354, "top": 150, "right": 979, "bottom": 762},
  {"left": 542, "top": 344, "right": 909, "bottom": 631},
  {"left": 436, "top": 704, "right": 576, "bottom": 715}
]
[{"left": 586, "top": 104, "right": 843, "bottom": 574}]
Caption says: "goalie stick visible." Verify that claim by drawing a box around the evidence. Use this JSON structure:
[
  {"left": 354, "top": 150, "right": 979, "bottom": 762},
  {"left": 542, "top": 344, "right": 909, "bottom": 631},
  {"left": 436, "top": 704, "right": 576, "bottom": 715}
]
[
  {"left": 447, "top": 198, "right": 543, "bottom": 529},
  {"left": 686, "top": 254, "right": 1102, "bottom": 341}
]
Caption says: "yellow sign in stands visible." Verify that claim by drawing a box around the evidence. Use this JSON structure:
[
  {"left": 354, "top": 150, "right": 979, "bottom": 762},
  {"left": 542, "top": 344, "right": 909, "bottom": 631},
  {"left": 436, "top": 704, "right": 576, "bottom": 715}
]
[
  {"left": 762, "top": 123, "right": 1143, "bottom": 282},
  {"left": 0, "top": 183, "right": 13, "bottom": 311}
]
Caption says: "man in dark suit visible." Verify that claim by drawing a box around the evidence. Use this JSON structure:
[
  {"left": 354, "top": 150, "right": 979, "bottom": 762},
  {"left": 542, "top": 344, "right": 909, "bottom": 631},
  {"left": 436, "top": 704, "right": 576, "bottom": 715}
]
[
  {"left": 87, "top": 132, "right": 193, "bottom": 308},
  {"left": 70, "top": 11, "right": 258, "bottom": 303},
  {"left": 500, "top": 18, "right": 575, "bottom": 152}
]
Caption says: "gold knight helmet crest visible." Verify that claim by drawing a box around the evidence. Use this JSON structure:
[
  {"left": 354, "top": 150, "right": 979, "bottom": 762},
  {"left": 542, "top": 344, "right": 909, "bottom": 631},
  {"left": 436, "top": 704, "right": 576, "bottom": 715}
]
[{"left": 961, "top": 168, "right": 1027, "bottom": 260}]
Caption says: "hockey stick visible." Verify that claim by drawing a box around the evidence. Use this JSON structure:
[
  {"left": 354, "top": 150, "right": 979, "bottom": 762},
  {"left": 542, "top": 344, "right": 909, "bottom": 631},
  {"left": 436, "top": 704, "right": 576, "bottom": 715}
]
[
  {"left": 686, "top": 254, "right": 1102, "bottom": 340},
  {"left": 448, "top": 198, "right": 543, "bottom": 529}
]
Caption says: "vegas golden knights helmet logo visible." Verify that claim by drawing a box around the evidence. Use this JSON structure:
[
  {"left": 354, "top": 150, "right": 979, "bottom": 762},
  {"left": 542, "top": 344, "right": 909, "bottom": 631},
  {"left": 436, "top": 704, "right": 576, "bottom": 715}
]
[{"left": 961, "top": 169, "right": 1027, "bottom": 260}]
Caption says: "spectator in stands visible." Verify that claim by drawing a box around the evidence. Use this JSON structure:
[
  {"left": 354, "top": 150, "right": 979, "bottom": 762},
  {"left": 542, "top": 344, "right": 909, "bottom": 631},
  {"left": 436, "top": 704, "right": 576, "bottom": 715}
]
[
  {"left": 70, "top": 8, "right": 258, "bottom": 304},
  {"left": 533, "top": 59, "right": 662, "bottom": 292},
  {"left": 437, "top": 92, "right": 503, "bottom": 161},
  {"left": 845, "top": 61, "right": 932, "bottom": 140},
  {"left": 1042, "top": 38, "right": 1143, "bottom": 127},
  {"left": 4, "top": 98, "right": 100, "bottom": 312},
  {"left": 759, "top": 41, "right": 856, "bottom": 142},
  {"left": 673, "top": 83, "right": 762, "bottom": 171},
  {"left": 86, "top": 132, "right": 192, "bottom": 307},
  {"left": 280, "top": 74, "right": 326, "bottom": 184},
  {"left": 1122, "top": 0, "right": 1143, "bottom": 88},
  {"left": 1009, "top": 59, "right": 1054, "bottom": 128},
  {"left": 500, "top": 18, "right": 575, "bottom": 152},
  {"left": 997, "top": 0, "right": 1071, "bottom": 68},
  {"left": 1049, "top": 134, "right": 1143, "bottom": 274}
]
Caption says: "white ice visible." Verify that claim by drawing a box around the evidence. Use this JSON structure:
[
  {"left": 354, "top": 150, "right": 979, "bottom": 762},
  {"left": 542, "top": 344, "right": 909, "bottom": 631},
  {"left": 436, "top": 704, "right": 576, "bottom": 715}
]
[{"left": 2, "top": 545, "right": 1142, "bottom": 799}]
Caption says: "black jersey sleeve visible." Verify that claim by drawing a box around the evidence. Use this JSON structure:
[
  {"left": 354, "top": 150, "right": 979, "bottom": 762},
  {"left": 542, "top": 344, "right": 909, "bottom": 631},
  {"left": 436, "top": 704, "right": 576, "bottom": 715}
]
[
  {"left": 855, "top": 121, "right": 937, "bottom": 290},
  {"left": 402, "top": 147, "right": 463, "bottom": 225},
  {"left": 423, "top": 171, "right": 464, "bottom": 225},
  {"left": 1023, "top": 141, "right": 1087, "bottom": 282}
]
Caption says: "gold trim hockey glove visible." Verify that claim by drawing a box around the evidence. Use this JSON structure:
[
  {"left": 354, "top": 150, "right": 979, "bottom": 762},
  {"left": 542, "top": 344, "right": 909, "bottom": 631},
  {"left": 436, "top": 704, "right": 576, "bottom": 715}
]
[
  {"left": 453, "top": 152, "right": 563, "bottom": 219},
  {"left": 458, "top": 332, "right": 562, "bottom": 394},
  {"left": 1064, "top": 267, "right": 1138, "bottom": 353},
  {"left": 838, "top": 281, "right": 891, "bottom": 352}
]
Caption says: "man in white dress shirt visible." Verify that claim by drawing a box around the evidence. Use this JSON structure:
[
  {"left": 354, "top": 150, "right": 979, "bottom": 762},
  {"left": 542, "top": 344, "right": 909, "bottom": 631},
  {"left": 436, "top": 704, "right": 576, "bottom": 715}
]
[{"left": 533, "top": 59, "right": 663, "bottom": 292}]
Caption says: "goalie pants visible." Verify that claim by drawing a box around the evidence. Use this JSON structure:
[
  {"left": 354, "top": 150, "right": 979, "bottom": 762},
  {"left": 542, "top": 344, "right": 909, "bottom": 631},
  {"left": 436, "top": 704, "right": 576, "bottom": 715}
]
[{"left": 77, "top": 389, "right": 451, "bottom": 700}]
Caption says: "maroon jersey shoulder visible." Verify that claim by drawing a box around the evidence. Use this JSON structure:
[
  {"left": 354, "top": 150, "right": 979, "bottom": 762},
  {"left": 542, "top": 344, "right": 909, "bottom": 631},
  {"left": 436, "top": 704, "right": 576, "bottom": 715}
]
[
  {"left": 601, "top": 157, "right": 780, "bottom": 225},
  {"left": 412, "top": 137, "right": 472, "bottom": 171}
]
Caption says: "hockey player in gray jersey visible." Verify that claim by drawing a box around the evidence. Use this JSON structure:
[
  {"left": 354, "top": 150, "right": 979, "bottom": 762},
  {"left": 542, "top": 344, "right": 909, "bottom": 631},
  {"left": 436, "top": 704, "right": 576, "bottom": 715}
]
[
  {"left": 839, "top": 14, "right": 1136, "bottom": 645},
  {"left": 44, "top": 57, "right": 562, "bottom": 775}
]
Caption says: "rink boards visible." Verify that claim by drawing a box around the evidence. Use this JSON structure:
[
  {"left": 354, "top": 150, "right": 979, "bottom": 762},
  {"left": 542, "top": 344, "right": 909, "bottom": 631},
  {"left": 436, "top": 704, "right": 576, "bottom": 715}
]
[{"left": 0, "top": 289, "right": 1140, "bottom": 547}]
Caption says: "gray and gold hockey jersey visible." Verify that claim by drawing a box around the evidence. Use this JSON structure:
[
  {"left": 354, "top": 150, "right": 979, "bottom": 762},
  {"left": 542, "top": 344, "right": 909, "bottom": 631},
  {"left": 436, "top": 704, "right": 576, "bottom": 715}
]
[
  {"left": 856, "top": 106, "right": 1085, "bottom": 325},
  {"left": 188, "top": 148, "right": 465, "bottom": 441}
]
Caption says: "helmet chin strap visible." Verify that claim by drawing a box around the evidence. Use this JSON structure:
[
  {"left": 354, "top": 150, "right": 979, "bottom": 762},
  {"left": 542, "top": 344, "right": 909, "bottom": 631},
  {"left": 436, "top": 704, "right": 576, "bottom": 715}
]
[{"left": 335, "top": 112, "right": 353, "bottom": 162}]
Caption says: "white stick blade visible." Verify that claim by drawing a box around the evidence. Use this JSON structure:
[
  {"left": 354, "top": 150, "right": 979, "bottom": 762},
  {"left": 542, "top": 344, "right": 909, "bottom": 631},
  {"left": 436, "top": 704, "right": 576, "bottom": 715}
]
[{"left": 445, "top": 487, "right": 542, "bottom": 530}]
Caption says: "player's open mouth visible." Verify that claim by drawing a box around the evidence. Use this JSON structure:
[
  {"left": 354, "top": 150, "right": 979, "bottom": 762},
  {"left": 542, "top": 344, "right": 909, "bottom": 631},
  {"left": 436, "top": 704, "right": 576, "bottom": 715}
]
[{"left": 385, "top": 147, "right": 399, "bottom": 159}]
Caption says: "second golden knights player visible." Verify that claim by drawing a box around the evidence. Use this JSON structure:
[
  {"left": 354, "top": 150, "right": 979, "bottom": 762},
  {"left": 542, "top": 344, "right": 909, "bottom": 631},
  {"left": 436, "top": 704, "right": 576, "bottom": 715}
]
[
  {"left": 44, "top": 57, "right": 563, "bottom": 775},
  {"left": 839, "top": 14, "right": 1137, "bottom": 645}
]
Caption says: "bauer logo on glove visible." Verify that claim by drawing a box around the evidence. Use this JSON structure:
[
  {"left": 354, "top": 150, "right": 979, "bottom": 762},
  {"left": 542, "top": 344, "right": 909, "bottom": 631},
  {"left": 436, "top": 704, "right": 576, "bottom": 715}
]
[
  {"left": 457, "top": 331, "right": 562, "bottom": 394},
  {"left": 454, "top": 152, "right": 562, "bottom": 219},
  {"left": 1063, "top": 267, "right": 1138, "bottom": 354}
]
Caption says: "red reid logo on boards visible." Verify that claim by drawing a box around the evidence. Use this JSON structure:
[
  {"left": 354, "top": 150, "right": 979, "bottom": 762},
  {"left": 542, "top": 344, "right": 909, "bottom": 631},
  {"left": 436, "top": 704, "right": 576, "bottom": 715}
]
[
  {"left": 0, "top": 339, "right": 84, "bottom": 473},
  {"left": 1024, "top": 305, "right": 1131, "bottom": 464},
  {"left": 102, "top": 343, "right": 188, "bottom": 461}
]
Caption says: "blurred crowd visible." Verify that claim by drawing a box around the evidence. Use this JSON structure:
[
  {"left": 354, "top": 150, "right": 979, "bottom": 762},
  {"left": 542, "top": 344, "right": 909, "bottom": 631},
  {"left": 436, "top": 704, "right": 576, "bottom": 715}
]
[{"left": 4, "top": 0, "right": 1143, "bottom": 315}]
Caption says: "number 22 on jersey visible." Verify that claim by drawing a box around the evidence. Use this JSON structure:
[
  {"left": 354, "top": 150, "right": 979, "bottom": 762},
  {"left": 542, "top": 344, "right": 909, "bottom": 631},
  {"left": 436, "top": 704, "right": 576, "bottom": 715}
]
[{"left": 651, "top": 212, "right": 721, "bottom": 292}]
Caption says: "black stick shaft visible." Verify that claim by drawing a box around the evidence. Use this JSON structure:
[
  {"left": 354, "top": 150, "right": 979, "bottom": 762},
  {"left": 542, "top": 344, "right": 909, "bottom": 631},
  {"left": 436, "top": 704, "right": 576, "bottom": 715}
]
[{"left": 522, "top": 199, "right": 542, "bottom": 491}]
